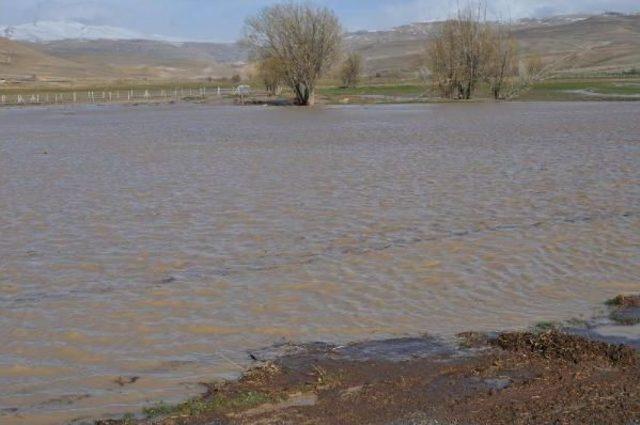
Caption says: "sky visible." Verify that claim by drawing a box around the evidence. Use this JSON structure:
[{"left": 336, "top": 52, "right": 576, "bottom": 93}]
[{"left": 0, "top": 0, "right": 638, "bottom": 42}]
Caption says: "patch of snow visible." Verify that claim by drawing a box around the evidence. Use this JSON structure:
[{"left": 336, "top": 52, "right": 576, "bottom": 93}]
[{"left": 0, "top": 21, "right": 185, "bottom": 43}]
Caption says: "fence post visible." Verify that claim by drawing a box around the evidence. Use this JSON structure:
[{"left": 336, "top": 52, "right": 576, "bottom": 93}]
[{"left": 73, "top": 92, "right": 77, "bottom": 103}]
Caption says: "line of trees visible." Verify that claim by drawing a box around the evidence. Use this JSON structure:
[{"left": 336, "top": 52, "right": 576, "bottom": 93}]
[
  {"left": 426, "top": 5, "right": 520, "bottom": 100},
  {"left": 246, "top": 1, "right": 545, "bottom": 105}
]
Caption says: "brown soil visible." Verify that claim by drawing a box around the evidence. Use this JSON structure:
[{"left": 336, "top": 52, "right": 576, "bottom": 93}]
[
  {"left": 607, "top": 295, "right": 640, "bottom": 309},
  {"left": 607, "top": 295, "right": 640, "bottom": 325},
  {"left": 100, "top": 330, "right": 640, "bottom": 425}
]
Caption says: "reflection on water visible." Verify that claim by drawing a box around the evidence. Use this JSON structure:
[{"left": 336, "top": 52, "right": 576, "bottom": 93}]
[{"left": 1, "top": 102, "right": 639, "bottom": 424}]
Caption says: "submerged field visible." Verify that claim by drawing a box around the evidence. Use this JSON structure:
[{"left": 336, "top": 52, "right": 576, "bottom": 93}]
[
  {"left": 1, "top": 102, "right": 639, "bottom": 424},
  {"left": 520, "top": 77, "right": 640, "bottom": 100},
  {"left": 317, "top": 76, "right": 640, "bottom": 103}
]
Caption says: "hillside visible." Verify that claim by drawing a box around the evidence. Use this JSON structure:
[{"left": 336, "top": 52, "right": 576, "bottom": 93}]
[
  {"left": 0, "top": 20, "right": 246, "bottom": 82},
  {"left": 32, "top": 39, "right": 246, "bottom": 80},
  {"left": 0, "top": 13, "right": 637, "bottom": 83},
  {"left": 513, "top": 14, "right": 640, "bottom": 75},
  {"left": 345, "top": 13, "right": 640, "bottom": 77},
  {"left": 0, "top": 37, "right": 112, "bottom": 81}
]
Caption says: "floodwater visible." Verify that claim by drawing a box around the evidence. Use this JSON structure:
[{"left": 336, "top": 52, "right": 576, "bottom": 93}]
[{"left": 1, "top": 102, "right": 639, "bottom": 424}]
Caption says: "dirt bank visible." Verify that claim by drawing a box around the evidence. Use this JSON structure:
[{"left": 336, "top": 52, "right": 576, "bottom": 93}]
[{"left": 94, "top": 327, "right": 639, "bottom": 425}]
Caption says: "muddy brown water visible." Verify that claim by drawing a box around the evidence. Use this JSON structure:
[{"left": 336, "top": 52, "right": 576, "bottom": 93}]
[{"left": 1, "top": 102, "right": 639, "bottom": 424}]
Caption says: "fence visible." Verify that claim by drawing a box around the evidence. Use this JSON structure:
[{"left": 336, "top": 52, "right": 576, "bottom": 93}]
[{"left": 0, "top": 86, "right": 257, "bottom": 107}]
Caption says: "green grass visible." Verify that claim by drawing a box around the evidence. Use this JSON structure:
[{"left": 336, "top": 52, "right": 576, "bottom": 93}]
[
  {"left": 565, "top": 318, "right": 590, "bottom": 328},
  {"left": 0, "top": 80, "right": 238, "bottom": 95},
  {"left": 523, "top": 77, "right": 640, "bottom": 100},
  {"left": 316, "top": 77, "right": 640, "bottom": 102},
  {"left": 533, "top": 321, "right": 562, "bottom": 332},
  {"left": 319, "top": 84, "right": 426, "bottom": 98},
  {"left": 121, "top": 413, "right": 136, "bottom": 425},
  {"left": 142, "top": 390, "right": 274, "bottom": 419},
  {"left": 6, "top": 75, "right": 639, "bottom": 104}
]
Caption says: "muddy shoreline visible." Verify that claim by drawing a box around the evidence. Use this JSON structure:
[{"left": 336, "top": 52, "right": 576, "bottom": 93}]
[{"left": 87, "top": 296, "right": 640, "bottom": 425}]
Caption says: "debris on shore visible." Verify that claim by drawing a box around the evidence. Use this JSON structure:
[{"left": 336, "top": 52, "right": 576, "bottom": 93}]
[
  {"left": 94, "top": 296, "right": 640, "bottom": 425},
  {"left": 607, "top": 294, "right": 640, "bottom": 325}
]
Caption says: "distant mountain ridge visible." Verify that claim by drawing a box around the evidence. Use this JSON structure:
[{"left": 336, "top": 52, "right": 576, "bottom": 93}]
[
  {"left": 0, "top": 21, "right": 186, "bottom": 43},
  {"left": 0, "top": 13, "right": 638, "bottom": 82}
]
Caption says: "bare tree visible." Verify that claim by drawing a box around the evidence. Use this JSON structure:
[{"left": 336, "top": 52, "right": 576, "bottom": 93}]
[
  {"left": 525, "top": 53, "right": 544, "bottom": 81},
  {"left": 427, "top": 20, "right": 462, "bottom": 98},
  {"left": 454, "top": 6, "right": 487, "bottom": 99},
  {"left": 426, "top": 3, "right": 520, "bottom": 100},
  {"left": 484, "top": 23, "right": 518, "bottom": 99},
  {"left": 245, "top": 2, "right": 343, "bottom": 106},
  {"left": 340, "top": 52, "right": 363, "bottom": 88},
  {"left": 427, "top": 5, "right": 487, "bottom": 99},
  {"left": 258, "top": 56, "right": 285, "bottom": 95}
]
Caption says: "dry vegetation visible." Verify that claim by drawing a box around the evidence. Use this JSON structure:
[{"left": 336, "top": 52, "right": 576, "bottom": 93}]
[
  {"left": 256, "top": 56, "right": 284, "bottom": 96},
  {"left": 95, "top": 329, "right": 639, "bottom": 425},
  {"left": 426, "top": 5, "right": 520, "bottom": 99},
  {"left": 339, "top": 52, "right": 363, "bottom": 88},
  {"left": 245, "top": 3, "right": 343, "bottom": 105}
]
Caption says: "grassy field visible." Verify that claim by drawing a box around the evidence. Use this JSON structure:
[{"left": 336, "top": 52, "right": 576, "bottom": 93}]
[
  {"left": 0, "top": 79, "right": 238, "bottom": 95},
  {"left": 521, "top": 77, "right": 640, "bottom": 100},
  {"left": 317, "top": 76, "right": 640, "bottom": 104},
  {"left": 332, "top": 78, "right": 640, "bottom": 103},
  {"left": 319, "top": 83, "right": 426, "bottom": 97},
  {"left": 316, "top": 83, "right": 428, "bottom": 105},
  {"left": 2, "top": 76, "right": 639, "bottom": 106}
]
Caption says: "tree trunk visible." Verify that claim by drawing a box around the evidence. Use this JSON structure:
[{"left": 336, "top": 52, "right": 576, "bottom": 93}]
[
  {"left": 294, "top": 84, "right": 315, "bottom": 106},
  {"left": 462, "top": 83, "right": 472, "bottom": 100},
  {"left": 293, "top": 84, "right": 306, "bottom": 105}
]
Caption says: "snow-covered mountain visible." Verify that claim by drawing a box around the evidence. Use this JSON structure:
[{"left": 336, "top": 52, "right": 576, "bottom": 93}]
[{"left": 0, "top": 21, "right": 184, "bottom": 43}]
